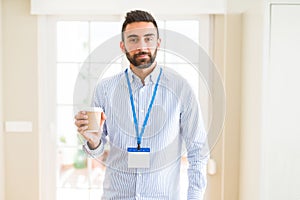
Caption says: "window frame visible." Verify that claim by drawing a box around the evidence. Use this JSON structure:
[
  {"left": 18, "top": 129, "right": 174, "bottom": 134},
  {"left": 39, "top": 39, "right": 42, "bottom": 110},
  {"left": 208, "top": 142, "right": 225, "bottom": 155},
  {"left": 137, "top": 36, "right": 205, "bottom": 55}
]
[{"left": 38, "top": 14, "right": 213, "bottom": 200}]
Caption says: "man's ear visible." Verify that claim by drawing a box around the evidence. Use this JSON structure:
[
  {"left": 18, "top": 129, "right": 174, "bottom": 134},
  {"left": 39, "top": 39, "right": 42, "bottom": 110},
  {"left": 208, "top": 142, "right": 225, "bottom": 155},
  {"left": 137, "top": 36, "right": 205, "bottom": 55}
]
[
  {"left": 120, "top": 41, "right": 126, "bottom": 53},
  {"left": 157, "top": 38, "right": 161, "bottom": 49}
]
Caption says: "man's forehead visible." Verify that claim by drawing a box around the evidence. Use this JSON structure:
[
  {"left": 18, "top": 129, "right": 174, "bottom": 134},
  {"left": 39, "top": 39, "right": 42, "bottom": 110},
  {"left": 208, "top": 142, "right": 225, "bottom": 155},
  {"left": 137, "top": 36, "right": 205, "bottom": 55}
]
[{"left": 123, "top": 27, "right": 157, "bottom": 37}]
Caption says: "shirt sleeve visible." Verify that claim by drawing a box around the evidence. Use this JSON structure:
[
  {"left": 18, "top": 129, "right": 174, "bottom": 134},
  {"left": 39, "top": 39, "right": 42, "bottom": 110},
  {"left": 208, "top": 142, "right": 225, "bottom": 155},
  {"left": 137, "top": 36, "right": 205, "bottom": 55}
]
[
  {"left": 82, "top": 128, "right": 107, "bottom": 158},
  {"left": 180, "top": 86, "right": 209, "bottom": 200}
]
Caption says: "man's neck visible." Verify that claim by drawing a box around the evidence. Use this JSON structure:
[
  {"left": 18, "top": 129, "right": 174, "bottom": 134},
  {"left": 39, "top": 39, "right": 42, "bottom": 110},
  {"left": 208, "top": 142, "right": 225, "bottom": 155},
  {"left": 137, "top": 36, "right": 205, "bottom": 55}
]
[{"left": 130, "top": 62, "right": 157, "bottom": 84}]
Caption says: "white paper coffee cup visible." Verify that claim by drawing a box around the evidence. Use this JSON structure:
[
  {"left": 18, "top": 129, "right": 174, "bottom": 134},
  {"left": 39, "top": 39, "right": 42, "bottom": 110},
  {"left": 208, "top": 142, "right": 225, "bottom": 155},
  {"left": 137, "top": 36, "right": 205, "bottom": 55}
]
[{"left": 84, "top": 107, "right": 103, "bottom": 133}]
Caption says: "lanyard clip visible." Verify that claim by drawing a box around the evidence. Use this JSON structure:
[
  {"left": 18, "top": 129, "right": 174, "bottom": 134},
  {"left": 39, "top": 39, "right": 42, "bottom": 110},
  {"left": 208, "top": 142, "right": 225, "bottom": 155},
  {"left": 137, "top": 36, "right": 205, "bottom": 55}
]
[{"left": 137, "top": 143, "right": 141, "bottom": 150}]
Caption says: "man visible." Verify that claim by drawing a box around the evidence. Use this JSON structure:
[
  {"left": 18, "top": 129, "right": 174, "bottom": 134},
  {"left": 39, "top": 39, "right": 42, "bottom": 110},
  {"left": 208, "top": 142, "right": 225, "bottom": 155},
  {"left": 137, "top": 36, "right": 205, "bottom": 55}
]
[{"left": 75, "top": 10, "right": 208, "bottom": 200}]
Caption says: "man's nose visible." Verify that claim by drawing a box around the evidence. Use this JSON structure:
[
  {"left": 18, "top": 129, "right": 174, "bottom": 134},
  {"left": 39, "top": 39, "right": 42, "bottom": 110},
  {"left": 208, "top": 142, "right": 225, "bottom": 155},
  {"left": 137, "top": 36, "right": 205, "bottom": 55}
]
[{"left": 136, "top": 39, "right": 148, "bottom": 50}]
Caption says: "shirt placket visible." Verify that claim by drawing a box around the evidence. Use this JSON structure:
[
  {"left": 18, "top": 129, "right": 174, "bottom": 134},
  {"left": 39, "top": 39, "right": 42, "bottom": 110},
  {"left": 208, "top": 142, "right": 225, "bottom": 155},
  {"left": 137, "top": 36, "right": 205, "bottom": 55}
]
[{"left": 135, "top": 83, "right": 149, "bottom": 199}]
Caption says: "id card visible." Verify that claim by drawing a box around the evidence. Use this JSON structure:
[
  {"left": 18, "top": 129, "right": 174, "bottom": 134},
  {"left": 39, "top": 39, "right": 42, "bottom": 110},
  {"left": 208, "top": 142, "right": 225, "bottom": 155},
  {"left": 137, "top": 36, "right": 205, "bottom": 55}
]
[{"left": 127, "top": 147, "right": 150, "bottom": 168}]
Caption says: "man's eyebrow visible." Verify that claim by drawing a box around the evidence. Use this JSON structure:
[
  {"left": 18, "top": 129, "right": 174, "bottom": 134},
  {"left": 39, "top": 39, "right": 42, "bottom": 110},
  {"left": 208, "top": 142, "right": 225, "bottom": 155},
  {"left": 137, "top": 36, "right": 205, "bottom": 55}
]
[
  {"left": 144, "top": 33, "right": 156, "bottom": 37},
  {"left": 127, "top": 34, "right": 138, "bottom": 38},
  {"left": 126, "top": 33, "right": 156, "bottom": 39}
]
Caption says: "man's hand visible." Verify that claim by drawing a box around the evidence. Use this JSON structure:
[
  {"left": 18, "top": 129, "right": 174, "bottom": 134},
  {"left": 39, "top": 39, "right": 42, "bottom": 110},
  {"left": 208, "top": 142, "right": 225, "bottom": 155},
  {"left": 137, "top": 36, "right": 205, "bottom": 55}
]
[{"left": 74, "top": 111, "right": 106, "bottom": 149}]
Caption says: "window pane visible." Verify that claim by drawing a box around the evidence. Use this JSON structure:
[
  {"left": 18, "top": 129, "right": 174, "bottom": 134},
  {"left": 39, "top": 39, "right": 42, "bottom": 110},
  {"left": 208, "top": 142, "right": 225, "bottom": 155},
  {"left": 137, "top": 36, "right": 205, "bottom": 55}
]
[
  {"left": 165, "top": 20, "right": 199, "bottom": 44},
  {"left": 57, "top": 63, "right": 80, "bottom": 104},
  {"left": 90, "top": 21, "right": 121, "bottom": 52},
  {"left": 57, "top": 21, "right": 89, "bottom": 62},
  {"left": 156, "top": 50, "right": 164, "bottom": 63},
  {"left": 165, "top": 21, "right": 200, "bottom": 63},
  {"left": 90, "top": 21, "right": 122, "bottom": 63},
  {"left": 57, "top": 105, "right": 78, "bottom": 146},
  {"left": 157, "top": 20, "right": 165, "bottom": 30},
  {"left": 57, "top": 188, "right": 89, "bottom": 200},
  {"left": 165, "top": 51, "right": 188, "bottom": 63},
  {"left": 73, "top": 64, "right": 93, "bottom": 106},
  {"left": 100, "top": 62, "right": 123, "bottom": 79},
  {"left": 89, "top": 189, "right": 103, "bottom": 200}
]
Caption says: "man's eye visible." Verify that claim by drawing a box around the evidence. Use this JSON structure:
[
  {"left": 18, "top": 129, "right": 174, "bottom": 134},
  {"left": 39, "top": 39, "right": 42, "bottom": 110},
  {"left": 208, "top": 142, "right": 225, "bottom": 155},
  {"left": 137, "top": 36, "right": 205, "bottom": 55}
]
[
  {"left": 128, "top": 38, "right": 138, "bottom": 43},
  {"left": 145, "top": 37, "right": 154, "bottom": 42}
]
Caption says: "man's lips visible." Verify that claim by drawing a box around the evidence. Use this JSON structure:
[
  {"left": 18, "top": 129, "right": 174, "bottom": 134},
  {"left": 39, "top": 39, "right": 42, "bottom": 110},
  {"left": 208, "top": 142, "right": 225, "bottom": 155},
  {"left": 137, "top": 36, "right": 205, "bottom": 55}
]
[
  {"left": 137, "top": 54, "right": 148, "bottom": 58},
  {"left": 134, "top": 52, "right": 150, "bottom": 59}
]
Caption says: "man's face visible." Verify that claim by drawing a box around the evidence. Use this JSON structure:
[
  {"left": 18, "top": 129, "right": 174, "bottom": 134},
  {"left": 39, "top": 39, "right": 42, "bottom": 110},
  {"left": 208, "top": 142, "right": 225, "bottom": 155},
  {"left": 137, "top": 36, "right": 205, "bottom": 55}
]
[{"left": 120, "top": 22, "right": 160, "bottom": 69}]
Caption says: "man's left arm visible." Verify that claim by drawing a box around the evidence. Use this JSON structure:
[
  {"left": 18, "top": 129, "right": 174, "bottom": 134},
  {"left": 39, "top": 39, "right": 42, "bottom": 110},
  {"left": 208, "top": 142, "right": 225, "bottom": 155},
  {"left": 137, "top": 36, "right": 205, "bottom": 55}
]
[{"left": 180, "top": 89, "right": 209, "bottom": 200}]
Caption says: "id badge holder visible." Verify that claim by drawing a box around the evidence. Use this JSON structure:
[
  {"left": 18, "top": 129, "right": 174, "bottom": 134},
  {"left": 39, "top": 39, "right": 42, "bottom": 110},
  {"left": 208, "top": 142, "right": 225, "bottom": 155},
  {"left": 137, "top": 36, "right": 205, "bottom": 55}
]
[{"left": 127, "top": 147, "right": 150, "bottom": 168}]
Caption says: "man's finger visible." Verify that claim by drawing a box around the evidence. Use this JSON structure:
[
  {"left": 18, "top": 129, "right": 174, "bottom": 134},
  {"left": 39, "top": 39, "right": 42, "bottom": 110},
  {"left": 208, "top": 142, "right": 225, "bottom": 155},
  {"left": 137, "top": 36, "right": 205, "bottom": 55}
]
[
  {"left": 78, "top": 125, "right": 88, "bottom": 134},
  {"left": 74, "top": 119, "right": 89, "bottom": 127},
  {"left": 74, "top": 112, "right": 88, "bottom": 120}
]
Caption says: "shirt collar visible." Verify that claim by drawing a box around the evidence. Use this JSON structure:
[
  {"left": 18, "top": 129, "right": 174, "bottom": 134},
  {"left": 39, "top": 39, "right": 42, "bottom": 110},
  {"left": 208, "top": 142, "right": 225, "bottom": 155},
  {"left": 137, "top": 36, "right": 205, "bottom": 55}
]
[{"left": 127, "top": 64, "right": 162, "bottom": 85}]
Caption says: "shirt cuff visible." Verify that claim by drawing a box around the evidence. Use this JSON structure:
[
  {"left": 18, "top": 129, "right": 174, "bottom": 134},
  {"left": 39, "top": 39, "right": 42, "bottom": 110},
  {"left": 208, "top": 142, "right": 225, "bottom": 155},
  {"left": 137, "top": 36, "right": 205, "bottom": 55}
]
[{"left": 83, "top": 139, "right": 104, "bottom": 158}]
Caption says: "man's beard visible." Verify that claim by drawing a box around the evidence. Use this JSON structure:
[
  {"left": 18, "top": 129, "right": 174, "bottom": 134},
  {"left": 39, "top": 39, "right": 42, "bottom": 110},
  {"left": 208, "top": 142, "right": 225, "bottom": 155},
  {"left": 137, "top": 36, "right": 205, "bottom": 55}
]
[{"left": 125, "top": 48, "right": 158, "bottom": 69}]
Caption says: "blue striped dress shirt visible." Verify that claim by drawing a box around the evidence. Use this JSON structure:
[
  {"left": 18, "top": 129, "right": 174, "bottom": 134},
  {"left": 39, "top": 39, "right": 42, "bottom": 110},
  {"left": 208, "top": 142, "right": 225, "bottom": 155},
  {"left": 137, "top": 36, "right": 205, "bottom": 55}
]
[{"left": 83, "top": 65, "right": 208, "bottom": 200}]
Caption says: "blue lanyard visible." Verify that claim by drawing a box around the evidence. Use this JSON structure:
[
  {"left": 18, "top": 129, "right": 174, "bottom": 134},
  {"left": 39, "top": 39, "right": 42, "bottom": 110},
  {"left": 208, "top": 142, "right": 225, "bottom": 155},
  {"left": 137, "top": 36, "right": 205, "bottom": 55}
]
[{"left": 125, "top": 67, "right": 162, "bottom": 149}]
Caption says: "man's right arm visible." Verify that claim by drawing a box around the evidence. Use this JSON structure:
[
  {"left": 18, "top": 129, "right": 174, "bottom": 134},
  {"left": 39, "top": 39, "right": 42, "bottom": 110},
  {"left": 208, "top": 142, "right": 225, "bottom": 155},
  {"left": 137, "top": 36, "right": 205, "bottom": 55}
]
[{"left": 74, "top": 111, "right": 107, "bottom": 157}]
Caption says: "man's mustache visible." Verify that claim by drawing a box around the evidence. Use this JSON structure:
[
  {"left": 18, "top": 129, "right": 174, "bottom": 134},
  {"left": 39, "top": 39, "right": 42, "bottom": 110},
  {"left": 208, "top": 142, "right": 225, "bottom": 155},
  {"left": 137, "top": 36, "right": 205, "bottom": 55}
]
[{"left": 134, "top": 51, "right": 151, "bottom": 57}]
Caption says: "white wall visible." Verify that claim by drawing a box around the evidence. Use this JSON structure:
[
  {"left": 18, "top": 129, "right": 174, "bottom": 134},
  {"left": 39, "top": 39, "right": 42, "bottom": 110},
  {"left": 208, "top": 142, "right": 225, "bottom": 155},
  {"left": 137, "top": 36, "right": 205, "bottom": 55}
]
[
  {"left": 0, "top": 0, "right": 5, "bottom": 198},
  {"left": 262, "top": 4, "right": 300, "bottom": 200},
  {"left": 30, "top": 0, "right": 226, "bottom": 15},
  {"left": 31, "top": 0, "right": 268, "bottom": 15},
  {"left": 2, "top": 0, "right": 39, "bottom": 199},
  {"left": 240, "top": 1, "right": 300, "bottom": 200},
  {"left": 239, "top": 1, "right": 265, "bottom": 200}
]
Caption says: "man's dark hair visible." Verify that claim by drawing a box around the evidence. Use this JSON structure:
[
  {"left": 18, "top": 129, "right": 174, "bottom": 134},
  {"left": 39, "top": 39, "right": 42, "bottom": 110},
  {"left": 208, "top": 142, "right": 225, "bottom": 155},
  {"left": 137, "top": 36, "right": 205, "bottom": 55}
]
[{"left": 121, "top": 10, "right": 159, "bottom": 41}]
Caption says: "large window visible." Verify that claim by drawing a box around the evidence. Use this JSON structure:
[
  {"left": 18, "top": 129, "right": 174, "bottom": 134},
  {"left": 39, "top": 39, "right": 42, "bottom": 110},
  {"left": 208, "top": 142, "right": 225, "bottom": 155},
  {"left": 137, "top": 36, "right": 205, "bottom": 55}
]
[
  {"left": 56, "top": 20, "right": 123, "bottom": 199},
  {"left": 40, "top": 15, "right": 212, "bottom": 200}
]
